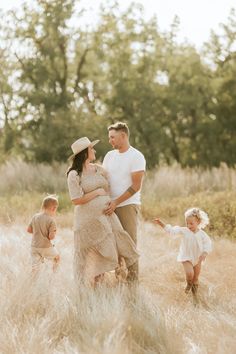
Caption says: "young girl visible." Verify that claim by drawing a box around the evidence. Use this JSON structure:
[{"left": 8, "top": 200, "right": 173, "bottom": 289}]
[{"left": 154, "top": 208, "right": 212, "bottom": 295}]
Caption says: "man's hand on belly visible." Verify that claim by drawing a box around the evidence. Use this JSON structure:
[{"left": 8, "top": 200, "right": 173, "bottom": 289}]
[{"left": 104, "top": 200, "right": 117, "bottom": 215}]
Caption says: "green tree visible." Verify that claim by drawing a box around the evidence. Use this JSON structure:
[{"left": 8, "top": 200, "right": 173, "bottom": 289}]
[
  {"left": 90, "top": 3, "right": 171, "bottom": 167},
  {"left": 0, "top": 14, "right": 20, "bottom": 161},
  {"left": 206, "top": 8, "right": 236, "bottom": 166},
  {"left": 1, "top": 1, "right": 235, "bottom": 167},
  {"left": 161, "top": 33, "right": 215, "bottom": 167},
  {"left": 92, "top": 7, "right": 215, "bottom": 167},
  {"left": 10, "top": 0, "right": 106, "bottom": 162}
]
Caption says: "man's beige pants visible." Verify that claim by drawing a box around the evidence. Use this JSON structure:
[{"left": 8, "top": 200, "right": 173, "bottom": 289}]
[{"left": 115, "top": 204, "right": 139, "bottom": 282}]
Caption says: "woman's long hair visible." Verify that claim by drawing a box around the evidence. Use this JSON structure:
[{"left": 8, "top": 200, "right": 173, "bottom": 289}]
[{"left": 66, "top": 148, "right": 89, "bottom": 177}]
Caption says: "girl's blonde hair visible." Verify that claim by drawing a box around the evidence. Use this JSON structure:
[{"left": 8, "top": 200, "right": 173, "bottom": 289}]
[{"left": 184, "top": 207, "right": 209, "bottom": 229}]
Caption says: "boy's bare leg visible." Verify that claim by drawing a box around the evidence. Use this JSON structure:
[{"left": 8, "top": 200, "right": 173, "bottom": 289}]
[
  {"left": 52, "top": 255, "right": 60, "bottom": 272},
  {"left": 31, "top": 265, "right": 40, "bottom": 277},
  {"left": 31, "top": 253, "right": 43, "bottom": 277}
]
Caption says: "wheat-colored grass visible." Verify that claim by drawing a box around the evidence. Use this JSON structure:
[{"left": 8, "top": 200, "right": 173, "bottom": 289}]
[
  {"left": 0, "top": 219, "right": 236, "bottom": 354},
  {"left": 142, "top": 163, "right": 236, "bottom": 202},
  {"left": 0, "top": 159, "right": 67, "bottom": 196},
  {"left": 1, "top": 161, "right": 236, "bottom": 352},
  {"left": 1, "top": 160, "right": 236, "bottom": 197}
]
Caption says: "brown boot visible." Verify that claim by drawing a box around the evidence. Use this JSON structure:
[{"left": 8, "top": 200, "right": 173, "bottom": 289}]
[
  {"left": 185, "top": 281, "right": 193, "bottom": 294},
  {"left": 192, "top": 283, "right": 199, "bottom": 295},
  {"left": 115, "top": 257, "right": 128, "bottom": 282}
]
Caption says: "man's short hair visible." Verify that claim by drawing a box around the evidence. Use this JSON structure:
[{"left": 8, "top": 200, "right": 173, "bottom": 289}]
[
  {"left": 42, "top": 195, "right": 59, "bottom": 209},
  {"left": 108, "top": 122, "right": 130, "bottom": 136}
]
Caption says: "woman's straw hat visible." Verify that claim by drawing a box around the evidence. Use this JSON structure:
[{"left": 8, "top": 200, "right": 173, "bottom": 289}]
[{"left": 69, "top": 137, "right": 99, "bottom": 159}]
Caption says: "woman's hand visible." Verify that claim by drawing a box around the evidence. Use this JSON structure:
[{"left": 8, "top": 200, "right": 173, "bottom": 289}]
[
  {"left": 72, "top": 188, "right": 107, "bottom": 205},
  {"left": 96, "top": 188, "right": 107, "bottom": 196}
]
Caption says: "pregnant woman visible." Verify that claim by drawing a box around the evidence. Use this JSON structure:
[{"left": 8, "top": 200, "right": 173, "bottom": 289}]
[{"left": 67, "top": 137, "right": 139, "bottom": 287}]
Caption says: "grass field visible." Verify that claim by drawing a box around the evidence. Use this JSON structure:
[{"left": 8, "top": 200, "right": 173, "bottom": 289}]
[
  {"left": 0, "top": 160, "right": 236, "bottom": 353},
  {"left": 0, "top": 221, "right": 236, "bottom": 353}
]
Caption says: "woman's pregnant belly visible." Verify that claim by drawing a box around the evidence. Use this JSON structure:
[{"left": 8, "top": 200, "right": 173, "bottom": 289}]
[{"left": 74, "top": 195, "right": 111, "bottom": 225}]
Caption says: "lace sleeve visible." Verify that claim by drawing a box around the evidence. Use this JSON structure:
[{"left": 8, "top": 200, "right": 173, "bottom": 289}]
[{"left": 67, "top": 170, "right": 84, "bottom": 200}]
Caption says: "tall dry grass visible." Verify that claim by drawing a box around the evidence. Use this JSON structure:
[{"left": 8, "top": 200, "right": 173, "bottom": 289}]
[
  {"left": 142, "top": 163, "right": 236, "bottom": 201},
  {"left": 0, "top": 160, "right": 236, "bottom": 236},
  {"left": 0, "top": 222, "right": 236, "bottom": 353},
  {"left": 0, "top": 159, "right": 69, "bottom": 225},
  {"left": 142, "top": 164, "right": 236, "bottom": 239},
  {"left": 1, "top": 160, "right": 235, "bottom": 197},
  {"left": 1, "top": 160, "right": 236, "bottom": 352},
  {"left": 0, "top": 159, "right": 67, "bottom": 196}
]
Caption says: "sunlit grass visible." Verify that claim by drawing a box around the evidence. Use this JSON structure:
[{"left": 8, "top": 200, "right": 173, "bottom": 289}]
[
  {"left": 1, "top": 160, "right": 235, "bottom": 238},
  {"left": 0, "top": 159, "right": 67, "bottom": 196},
  {"left": 0, "top": 222, "right": 236, "bottom": 353},
  {"left": 1, "top": 160, "right": 236, "bottom": 197},
  {"left": 141, "top": 164, "right": 236, "bottom": 239},
  {"left": 142, "top": 163, "right": 236, "bottom": 202},
  {"left": 1, "top": 160, "right": 236, "bottom": 352}
]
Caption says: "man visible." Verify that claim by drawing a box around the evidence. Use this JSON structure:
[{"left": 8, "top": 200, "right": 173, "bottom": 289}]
[{"left": 103, "top": 122, "right": 146, "bottom": 283}]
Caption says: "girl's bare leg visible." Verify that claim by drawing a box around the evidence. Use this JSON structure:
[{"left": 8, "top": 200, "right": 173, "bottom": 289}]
[
  {"left": 193, "top": 262, "right": 201, "bottom": 284},
  {"left": 182, "top": 261, "right": 194, "bottom": 293},
  {"left": 192, "top": 262, "right": 201, "bottom": 295}
]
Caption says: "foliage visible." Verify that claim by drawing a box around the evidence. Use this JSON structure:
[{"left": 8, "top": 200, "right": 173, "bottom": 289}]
[
  {"left": 142, "top": 163, "right": 236, "bottom": 239},
  {"left": 0, "top": 1, "right": 236, "bottom": 167},
  {"left": 142, "top": 191, "right": 236, "bottom": 239}
]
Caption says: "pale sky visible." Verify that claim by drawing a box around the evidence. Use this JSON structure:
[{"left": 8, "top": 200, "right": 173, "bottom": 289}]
[{"left": 0, "top": 0, "right": 235, "bottom": 48}]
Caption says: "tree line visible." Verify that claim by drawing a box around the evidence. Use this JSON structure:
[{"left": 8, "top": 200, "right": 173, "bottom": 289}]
[{"left": 0, "top": 0, "right": 236, "bottom": 168}]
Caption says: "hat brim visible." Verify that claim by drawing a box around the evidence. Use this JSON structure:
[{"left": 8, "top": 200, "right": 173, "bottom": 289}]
[{"left": 68, "top": 139, "right": 100, "bottom": 160}]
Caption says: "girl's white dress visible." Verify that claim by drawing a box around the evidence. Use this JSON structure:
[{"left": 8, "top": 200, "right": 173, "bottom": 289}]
[{"left": 164, "top": 225, "right": 212, "bottom": 266}]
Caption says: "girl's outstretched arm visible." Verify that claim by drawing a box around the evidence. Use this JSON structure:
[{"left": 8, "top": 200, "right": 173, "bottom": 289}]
[
  {"left": 154, "top": 218, "right": 184, "bottom": 236},
  {"left": 153, "top": 218, "right": 166, "bottom": 228}
]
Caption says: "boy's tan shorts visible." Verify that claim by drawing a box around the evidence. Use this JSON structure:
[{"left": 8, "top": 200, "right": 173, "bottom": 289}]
[{"left": 31, "top": 246, "right": 59, "bottom": 268}]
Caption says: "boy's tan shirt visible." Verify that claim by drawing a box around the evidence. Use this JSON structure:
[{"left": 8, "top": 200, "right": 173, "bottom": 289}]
[{"left": 28, "top": 212, "right": 56, "bottom": 248}]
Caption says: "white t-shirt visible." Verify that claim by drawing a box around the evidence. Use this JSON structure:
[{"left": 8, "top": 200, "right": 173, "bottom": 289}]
[{"left": 103, "top": 146, "right": 146, "bottom": 207}]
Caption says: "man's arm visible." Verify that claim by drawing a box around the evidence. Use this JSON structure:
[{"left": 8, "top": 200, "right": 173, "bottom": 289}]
[{"left": 104, "top": 170, "right": 145, "bottom": 215}]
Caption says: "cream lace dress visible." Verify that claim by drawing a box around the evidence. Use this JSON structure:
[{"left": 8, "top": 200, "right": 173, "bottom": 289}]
[{"left": 67, "top": 164, "right": 139, "bottom": 282}]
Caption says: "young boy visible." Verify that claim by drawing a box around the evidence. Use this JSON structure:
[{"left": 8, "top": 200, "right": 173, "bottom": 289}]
[{"left": 27, "top": 195, "right": 60, "bottom": 273}]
